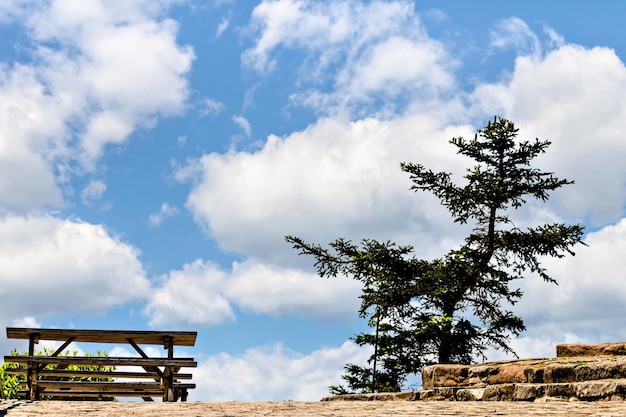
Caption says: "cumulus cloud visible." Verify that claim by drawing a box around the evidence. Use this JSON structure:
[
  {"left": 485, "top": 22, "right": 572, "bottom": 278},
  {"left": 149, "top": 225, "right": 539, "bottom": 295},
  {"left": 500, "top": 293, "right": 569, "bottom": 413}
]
[
  {"left": 11, "top": 316, "right": 41, "bottom": 329},
  {"left": 144, "top": 259, "right": 235, "bottom": 327},
  {"left": 0, "top": 66, "right": 67, "bottom": 212},
  {"left": 26, "top": 1, "right": 195, "bottom": 163},
  {"left": 182, "top": 114, "right": 474, "bottom": 262},
  {"left": 144, "top": 259, "right": 362, "bottom": 327},
  {"left": 515, "top": 219, "right": 626, "bottom": 335},
  {"left": 473, "top": 44, "right": 626, "bottom": 226},
  {"left": 243, "top": 0, "right": 456, "bottom": 114},
  {"left": 81, "top": 179, "right": 106, "bottom": 206},
  {"left": 0, "top": 0, "right": 193, "bottom": 214},
  {"left": 192, "top": 341, "right": 369, "bottom": 401},
  {"left": 225, "top": 261, "right": 361, "bottom": 320},
  {"left": 0, "top": 215, "right": 150, "bottom": 321}
]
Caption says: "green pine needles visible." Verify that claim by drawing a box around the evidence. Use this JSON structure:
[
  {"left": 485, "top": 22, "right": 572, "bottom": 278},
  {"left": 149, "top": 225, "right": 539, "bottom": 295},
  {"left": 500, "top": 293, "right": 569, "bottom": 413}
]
[{"left": 286, "top": 117, "right": 585, "bottom": 394}]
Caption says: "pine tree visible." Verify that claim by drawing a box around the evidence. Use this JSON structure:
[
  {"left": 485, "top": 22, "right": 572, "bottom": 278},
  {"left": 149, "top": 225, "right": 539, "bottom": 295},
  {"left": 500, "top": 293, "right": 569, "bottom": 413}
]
[{"left": 286, "top": 117, "right": 585, "bottom": 393}]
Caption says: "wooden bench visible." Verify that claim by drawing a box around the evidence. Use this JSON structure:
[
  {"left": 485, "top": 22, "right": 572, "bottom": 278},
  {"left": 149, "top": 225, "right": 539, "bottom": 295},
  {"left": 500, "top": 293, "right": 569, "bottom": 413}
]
[{"left": 3, "top": 327, "right": 197, "bottom": 402}]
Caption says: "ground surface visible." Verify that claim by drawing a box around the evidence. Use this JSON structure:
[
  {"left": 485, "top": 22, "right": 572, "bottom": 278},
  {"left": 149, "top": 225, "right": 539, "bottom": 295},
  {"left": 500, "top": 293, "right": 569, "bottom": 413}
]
[{"left": 3, "top": 400, "right": 626, "bottom": 416}]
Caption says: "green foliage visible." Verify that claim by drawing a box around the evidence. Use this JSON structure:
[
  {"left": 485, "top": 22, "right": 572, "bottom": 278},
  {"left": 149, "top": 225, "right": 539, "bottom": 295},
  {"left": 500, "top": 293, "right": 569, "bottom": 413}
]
[
  {"left": 286, "top": 117, "right": 585, "bottom": 394},
  {"left": 1, "top": 347, "right": 116, "bottom": 399},
  {"left": 1, "top": 364, "right": 21, "bottom": 399}
]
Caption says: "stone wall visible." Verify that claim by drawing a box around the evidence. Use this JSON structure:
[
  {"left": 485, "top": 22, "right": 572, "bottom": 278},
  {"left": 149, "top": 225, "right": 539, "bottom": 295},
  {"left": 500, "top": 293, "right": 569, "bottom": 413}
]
[{"left": 325, "top": 342, "right": 626, "bottom": 402}]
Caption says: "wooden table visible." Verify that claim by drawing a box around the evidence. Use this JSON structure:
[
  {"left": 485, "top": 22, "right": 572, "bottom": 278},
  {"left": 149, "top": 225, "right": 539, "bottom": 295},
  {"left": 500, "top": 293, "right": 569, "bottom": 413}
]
[{"left": 3, "top": 327, "right": 197, "bottom": 402}]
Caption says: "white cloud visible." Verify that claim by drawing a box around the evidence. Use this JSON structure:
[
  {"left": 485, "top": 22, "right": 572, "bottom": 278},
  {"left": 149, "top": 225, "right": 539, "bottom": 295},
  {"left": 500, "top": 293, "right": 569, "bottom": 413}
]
[
  {"left": 516, "top": 219, "right": 626, "bottom": 333},
  {"left": 148, "top": 202, "right": 179, "bottom": 226},
  {"left": 225, "top": 260, "right": 361, "bottom": 320},
  {"left": 183, "top": 114, "right": 472, "bottom": 262},
  {"left": 11, "top": 316, "right": 41, "bottom": 328},
  {"left": 232, "top": 115, "right": 252, "bottom": 137},
  {"left": 0, "top": 0, "right": 194, "bottom": 214},
  {"left": 198, "top": 98, "right": 225, "bottom": 118},
  {"left": 473, "top": 44, "right": 626, "bottom": 226},
  {"left": 489, "top": 17, "right": 542, "bottom": 57},
  {"left": 0, "top": 65, "right": 67, "bottom": 212},
  {"left": 342, "top": 35, "right": 454, "bottom": 99},
  {"left": 216, "top": 16, "right": 229, "bottom": 38},
  {"left": 81, "top": 179, "right": 106, "bottom": 206},
  {"left": 144, "top": 259, "right": 361, "bottom": 327},
  {"left": 243, "top": 0, "right": 455, "bottom": 114},
  {"left": 0, "top": 215, "right": 150, "bottom": 321},
  {"left": 144, "top": 259, "right": 235, "bottom": 327},
  {"left": 191, "top": 341, "right": 369, "bottom": 401}
]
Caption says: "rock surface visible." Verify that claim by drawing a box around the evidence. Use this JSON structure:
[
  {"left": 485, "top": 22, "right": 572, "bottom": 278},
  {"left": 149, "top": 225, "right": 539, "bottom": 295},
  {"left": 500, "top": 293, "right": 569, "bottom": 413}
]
[
  {"left": 3, "top": 400, "right": 626, "bottom": 417},
  {"left": 326, "top": 343, "right": 626, "bottom": 403},
  {"left": 557, "top": 343, "right": 626, "bottom": 358}
]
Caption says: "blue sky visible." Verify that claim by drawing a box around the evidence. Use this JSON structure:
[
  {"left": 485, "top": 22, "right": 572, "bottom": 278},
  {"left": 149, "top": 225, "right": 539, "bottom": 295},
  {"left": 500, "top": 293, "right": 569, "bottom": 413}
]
[{"left": 2, "top": 0, "right": 626, "bottom": 401}]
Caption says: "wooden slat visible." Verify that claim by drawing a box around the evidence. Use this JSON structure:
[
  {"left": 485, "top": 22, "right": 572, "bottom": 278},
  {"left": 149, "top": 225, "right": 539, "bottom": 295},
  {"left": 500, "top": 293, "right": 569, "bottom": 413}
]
[
  {"left": 37, "top": 381, "right": 195, "bottom": 390},
  {"left": 41, "top": 391, "right": 161, "bottom": 398},
  {"left": 5, "top": 368, "right": 193, "bottom": 379},
  {"left": 5, "top": 328, "right": 197, "bottom": 346},
  {"left": 4, "top": 355, "right": 197, "bottom": 368}
]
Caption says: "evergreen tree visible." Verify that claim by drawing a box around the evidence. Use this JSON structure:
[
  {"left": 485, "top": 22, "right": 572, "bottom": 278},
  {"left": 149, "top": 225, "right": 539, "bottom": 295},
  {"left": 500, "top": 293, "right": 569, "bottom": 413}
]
[{"left": 286, "top": 117, "right": 585, "bottom": 393}]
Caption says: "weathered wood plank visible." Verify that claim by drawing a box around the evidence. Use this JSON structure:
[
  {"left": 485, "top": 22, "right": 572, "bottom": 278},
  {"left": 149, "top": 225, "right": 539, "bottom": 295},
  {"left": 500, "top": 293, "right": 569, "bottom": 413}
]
[
  {"left": 5, "top": 368, "right": 193, "bottom": 379},
  {"left": 38, "top": 390, "right": 163, "bottom": 397},
  {"left": 4, "top": 355, "right": 197, "bottom": 368},
  {"left": 6, "top": 327, "right": 197, "bottom": 347},
  {"left": 37, "top": 381, "right": 195, "bottom": 390}
]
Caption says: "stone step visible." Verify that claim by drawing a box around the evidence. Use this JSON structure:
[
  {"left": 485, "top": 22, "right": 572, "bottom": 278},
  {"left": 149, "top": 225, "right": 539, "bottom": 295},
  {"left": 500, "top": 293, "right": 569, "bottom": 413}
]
[
  {"left": 557, "top": 342, "right": 626, "bottom": 357},
  {"left": 324, "top": 343, "right": 626, "bottom": 402},
  {"left": 422, "top": 356, "right": 626, "bottom": 389},
  {"left": 324, "top": 380, "right": 626, "bottom": 402},
  {"left": 419, "top": 379, "right": 626, "bottom": 402}
]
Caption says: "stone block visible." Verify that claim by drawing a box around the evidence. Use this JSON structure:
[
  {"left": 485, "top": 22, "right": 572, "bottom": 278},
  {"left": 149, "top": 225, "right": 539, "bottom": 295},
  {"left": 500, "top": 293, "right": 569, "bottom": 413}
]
[
  {"left": 513, "top": 384, "right": 545, "bottom": 401},
  {"left": 485, "top": 365, "right": 527, "bottom": 385},
  {"left": 421, "top": 364, "right": 470, "bottom": 389},
  {"left": 575, "top": 381, "right": 618, "bottom": 400},
  {"left": 524, "top": 366, "right": 544, "bottom": 383},
  {"left": 573, "top": 360, "right": 626, "bottom": 382},
  {"left": 544, "top": 383, "right": 576, "bottom": 400},
  {"left": 557, "top": 343, "right": 626, "bottom": 357},
  {"left": 456, "top": 388, "right": 485, "bottom": 401},
  {"left": 419, "top": 387, "right": 457, "bottom": 401},
  {"left": 544, "top": 363, "right": 577, "bottom": 383},
  {"left": 483, "top": 384, "right": 515, "bottom": 401}
]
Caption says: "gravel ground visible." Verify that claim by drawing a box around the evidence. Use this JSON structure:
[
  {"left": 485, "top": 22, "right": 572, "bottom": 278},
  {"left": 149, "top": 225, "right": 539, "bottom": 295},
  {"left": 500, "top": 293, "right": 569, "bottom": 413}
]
[{"left": 3, "top": 400, "right": 626, "bottom": 417}]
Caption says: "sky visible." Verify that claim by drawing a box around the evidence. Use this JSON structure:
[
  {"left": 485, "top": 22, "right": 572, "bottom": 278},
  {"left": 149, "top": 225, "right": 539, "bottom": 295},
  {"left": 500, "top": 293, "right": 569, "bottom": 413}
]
[{"left": 1, "top": 0, "right": 626, "bottom": 402}]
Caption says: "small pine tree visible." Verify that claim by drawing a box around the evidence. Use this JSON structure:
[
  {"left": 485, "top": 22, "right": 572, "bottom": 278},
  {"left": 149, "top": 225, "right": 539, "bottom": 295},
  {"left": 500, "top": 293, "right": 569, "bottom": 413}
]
[{"left": 287, "top": 117, "right": 585, "bottom": 393}]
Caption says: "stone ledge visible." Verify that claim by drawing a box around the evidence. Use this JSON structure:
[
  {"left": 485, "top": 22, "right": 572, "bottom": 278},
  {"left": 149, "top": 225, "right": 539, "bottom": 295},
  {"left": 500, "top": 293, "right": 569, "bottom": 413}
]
[
  {"left": 323, "top": 343, "right": 626, "bottom": 402},
  {"left": 557, "top": 343, "right": 626, "bottom": 358},
  {"left": 321, "top": 392, "right": 419, "bottom": 402},
  {"left": 422, "top": 356, "right": 626, "bottom": 389},
  {"left": 324, "top": 380, "right": 626, "bottom": 402}
]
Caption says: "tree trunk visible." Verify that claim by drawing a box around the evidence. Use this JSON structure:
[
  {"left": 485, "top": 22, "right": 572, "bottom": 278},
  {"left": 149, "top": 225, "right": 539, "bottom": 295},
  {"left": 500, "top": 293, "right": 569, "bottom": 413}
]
[{"left": 437, "top": 307, "right": 455, "bottom": 364}]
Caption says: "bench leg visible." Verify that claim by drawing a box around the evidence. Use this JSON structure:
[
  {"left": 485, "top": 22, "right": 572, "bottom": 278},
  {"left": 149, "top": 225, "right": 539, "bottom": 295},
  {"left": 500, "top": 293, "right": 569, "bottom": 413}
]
[{"left": 28, "top": 365, "right": 40, "bottom": 400}]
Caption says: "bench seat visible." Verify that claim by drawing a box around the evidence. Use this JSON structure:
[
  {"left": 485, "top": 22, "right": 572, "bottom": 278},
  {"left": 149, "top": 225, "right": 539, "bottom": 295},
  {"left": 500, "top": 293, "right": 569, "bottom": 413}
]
[
  {"left": 4, "top": 355, "right": 197, "bottom": 368},
  {"left": 36, "top": 381, "right": 196, "bottom": 390},
  {"left": 5, "top": 368, "right": 193, "bottom": 380}
]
